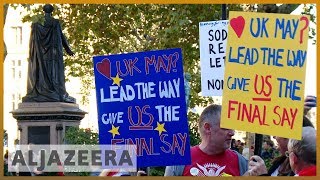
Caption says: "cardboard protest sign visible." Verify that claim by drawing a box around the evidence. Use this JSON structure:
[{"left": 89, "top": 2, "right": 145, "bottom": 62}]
[
  {"left": 200, "top": 20, "right": 228, "bottom": 96},
  {"left": 221, "top": 11, "right": 309, "bottom": 140},
  {"left": 93, "top": 48, "right": 191, "bottom": 167}
]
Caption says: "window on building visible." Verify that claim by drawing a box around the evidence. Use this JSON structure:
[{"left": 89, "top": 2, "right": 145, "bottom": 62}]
[
  {"left": 12, "top": 94, "right": 16, "bottom": 110},
  {"left": 11, "top": 59, "right": 23, "bottom": 79},
  {"left": 12, "top": 102, "right": 15, "bottom": 110},
  {"left": 11, "top": 26, "right": 23, "bottom": 45},
  {"left": 11, "top": 67, "right": 15, "bottom": 78}
]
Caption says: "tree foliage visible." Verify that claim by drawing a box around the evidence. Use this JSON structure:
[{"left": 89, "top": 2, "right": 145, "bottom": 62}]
[
  {"left": 64, "top": 126, "right": 98, "bottom": 145},
  {"left": 21, "top": 4, "right": 241, "bottom": 104},
  {"left": 64, "top": 127, "right": 98, "bottom": 176},
  {"left": 3, "top": 4, "right": 9, "bottom": 60},
  {"left": 3, "top": 130, "right": 8, "bottom": 146},
  {"left": 13, "top": 3, "right": 315, "bottom": 176},
  {"left": 19, "top": 3, "right": 316, "bottom": 106},
  {"left": 21, "top": 4, "right": 243, "bottom": 152}
]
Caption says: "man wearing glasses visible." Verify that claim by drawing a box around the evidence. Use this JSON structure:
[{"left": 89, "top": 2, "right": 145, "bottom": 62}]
[
  {"left": 286, "top": 126, "right": 316, "bottom": 176},
  {"left": 248, "top": 126, "right": 316, "bottom": 176},
  {"left": 245, "top": 96, "right": 316, "bottom": 176}
]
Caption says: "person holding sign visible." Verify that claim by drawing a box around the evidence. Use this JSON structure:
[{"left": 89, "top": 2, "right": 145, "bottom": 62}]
[
  {"left": 304, "top": 95, "right": 317, "bottom": 114},
  {"left": 164, "top": 105, "right": 248, "bottom": 176},
  {"left": 248, "top": 126, "right": 316, "bottom": 176},
  {"left": 247, "top": 96, "right": 316, "bottom": 176}
]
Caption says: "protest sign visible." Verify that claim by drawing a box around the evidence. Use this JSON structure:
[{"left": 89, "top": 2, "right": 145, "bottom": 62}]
[
  {"left": 221, "top": 11, "right": 309, "bottom": 140},
  {"left": 199, "top": 20, "right": 228, "bottom": 96},
  {"left": 93, "top": 48, "right": 191, "bottom": 167}
]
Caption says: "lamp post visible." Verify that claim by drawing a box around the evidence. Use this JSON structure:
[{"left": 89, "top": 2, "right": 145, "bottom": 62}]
[{"left": 221, "top": 4, "right": 227, "bottom": 20}]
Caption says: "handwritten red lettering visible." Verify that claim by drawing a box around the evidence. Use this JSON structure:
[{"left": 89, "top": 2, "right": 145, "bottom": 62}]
[
  {"left": 124, "top": 58, "right": 141, "bottom": 76},
  {"left": 228, "top": 100, "right": 269, "bottom": 126},
  {"left": 254, "top": 74, "right": 272, "bottom": 100},
  {"left": 273, "top": 106, "right": 297, "bottom": 129},
  {"left": 144, "top": 55, "right": 155, "bottom": 74},
  {"left": 128, "top": 105, "right": 153, "bottom": 130},
  {"left": 116, "top": 60, "right": 129, "bottom": 76},
  {"left": 160, "top": 134, "right": 172, "bottom": 153}
]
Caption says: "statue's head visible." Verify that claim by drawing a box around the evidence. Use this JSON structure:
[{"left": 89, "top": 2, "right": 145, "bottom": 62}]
[{"left": 43, "top": 4, "right": 54, "bottom": 14}]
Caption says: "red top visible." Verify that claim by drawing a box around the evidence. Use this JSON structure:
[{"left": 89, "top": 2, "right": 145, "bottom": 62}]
[
  {"left": 297, "top": 165, "right": 316, "bottom": 176},
  {"left": 106, "top": 171, "right": 120, "bottom": 176},
  {"left": 182, "top": 146, "right": 240, "bottom": 176},
  {"left": 56, "top": 162, "right": 64, "bottom": 176},
  {"left": 104, "top": 170, "right": 130, "bottom": 176}
]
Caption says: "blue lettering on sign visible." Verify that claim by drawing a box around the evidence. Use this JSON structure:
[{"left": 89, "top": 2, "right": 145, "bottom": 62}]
[
  {"left": 274, "top": 18, "right": 299, "bottom": 39},
  {"left": 250, "top": 17, "right": 269, "bottom": 38},
  {"left": 277, "top": 78, "right": 302, "bottom": 101}
]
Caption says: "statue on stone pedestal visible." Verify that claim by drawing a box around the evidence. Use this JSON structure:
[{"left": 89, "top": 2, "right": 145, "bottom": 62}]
[{"left": 22, "top": 4, "right": 76, "bottom": 103}]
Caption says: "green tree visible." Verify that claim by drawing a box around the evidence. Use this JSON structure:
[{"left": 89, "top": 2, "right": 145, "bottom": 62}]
[
  {"left": 15, "top": 3, "right": 316, "bottom": 176},
  {"left": 64, "top": 127, "right": 98, "bottom": 176},
  {"left": 21, "top": 4, "right": 243, "bottom": 155},
  {"left": 3, "top": 4, "right": 9, "bottom": 60},
  {"left": 64, "top": 127, "right": 98, "bottom": 145},
  {"left": 3, "top": 129, "right": 11, "bottom": 176},
  {"left": 21, "top": 4, "right": 243, "bottom": 105},
  {"left": 18, "top": 3, "right": 315, "bottom": 106},
  {"left": 3, "top": 130, "right": 8, "bottom": 147}
]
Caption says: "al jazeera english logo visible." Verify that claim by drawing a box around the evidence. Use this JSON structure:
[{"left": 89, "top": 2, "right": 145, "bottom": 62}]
[{"left": 8, "top": 145, "right": 137, "bottom": 172}]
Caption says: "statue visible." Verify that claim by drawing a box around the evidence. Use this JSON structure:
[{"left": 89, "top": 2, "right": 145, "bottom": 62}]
[{"left": 22, "top": 4, "right": 76, "bottom": 103}]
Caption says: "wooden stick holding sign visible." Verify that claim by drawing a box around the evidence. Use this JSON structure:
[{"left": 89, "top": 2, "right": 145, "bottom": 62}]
[
  {"left": 246, "top": 132, "right": 255, "bottom": 159},
  {"left": 254, "top": 134, "right": 263, "bottom": 156}
]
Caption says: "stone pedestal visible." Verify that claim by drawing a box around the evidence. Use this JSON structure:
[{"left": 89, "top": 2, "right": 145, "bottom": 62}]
[{"left": 11, "top": 102, "right": 86, "bottom": 145}]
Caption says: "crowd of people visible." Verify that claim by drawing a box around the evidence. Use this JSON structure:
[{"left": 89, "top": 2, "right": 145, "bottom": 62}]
[
  {"left": 4, "top": 96, "right": 317, "bottom": 176},
  {"left": 164, "top": 95, "right": 316, "bottom": 177},
  {"left": 231, "top": 139, "right": 245, "bottom": 154}
]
